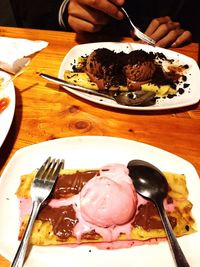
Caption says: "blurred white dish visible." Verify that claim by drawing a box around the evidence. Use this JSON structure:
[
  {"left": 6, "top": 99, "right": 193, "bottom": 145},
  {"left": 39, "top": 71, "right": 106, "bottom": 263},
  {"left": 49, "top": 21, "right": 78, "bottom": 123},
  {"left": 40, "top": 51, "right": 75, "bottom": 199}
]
[
  {"left": 0, "top": 70, "right": 15, "bottom": 147},
  {"left": 59, "top": 42, "right": 200, "bottom": 110},
  {"left": 0, "top": 136, "right": 200, "bottom": 267}
]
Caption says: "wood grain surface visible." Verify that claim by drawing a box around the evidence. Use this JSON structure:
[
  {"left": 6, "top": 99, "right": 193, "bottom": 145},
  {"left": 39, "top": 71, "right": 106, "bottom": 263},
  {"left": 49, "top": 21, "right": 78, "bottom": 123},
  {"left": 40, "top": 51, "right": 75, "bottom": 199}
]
[{"left": 0, "top": 26, "right": 199, "bottom": 266}]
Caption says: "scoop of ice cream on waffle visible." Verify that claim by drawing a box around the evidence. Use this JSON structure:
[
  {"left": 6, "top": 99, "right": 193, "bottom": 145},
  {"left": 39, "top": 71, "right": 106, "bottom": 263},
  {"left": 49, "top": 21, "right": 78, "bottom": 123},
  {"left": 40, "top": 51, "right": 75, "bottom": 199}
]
[{"left": 80, "top": 164, "right": 137, "bottom": 227}]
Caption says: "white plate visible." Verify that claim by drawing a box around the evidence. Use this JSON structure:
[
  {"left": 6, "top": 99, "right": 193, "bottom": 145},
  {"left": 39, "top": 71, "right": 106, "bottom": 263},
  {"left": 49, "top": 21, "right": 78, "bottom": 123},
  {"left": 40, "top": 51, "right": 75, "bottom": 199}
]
[
  {"left": 0, "top": 71, "right": 15, "bottom": 147},
  {"left": 0, "top": 136, "right": 200, "bottom": 267},
  {"left": 59, "top": 42, "right": 200, "bottom": 110}
]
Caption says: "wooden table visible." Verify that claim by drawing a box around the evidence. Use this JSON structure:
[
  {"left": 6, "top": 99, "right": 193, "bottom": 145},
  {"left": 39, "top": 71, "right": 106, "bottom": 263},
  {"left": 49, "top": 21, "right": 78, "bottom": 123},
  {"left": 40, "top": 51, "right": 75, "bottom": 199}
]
[{"left": 0, "top": 26, "right": 199, "bottom": 266}]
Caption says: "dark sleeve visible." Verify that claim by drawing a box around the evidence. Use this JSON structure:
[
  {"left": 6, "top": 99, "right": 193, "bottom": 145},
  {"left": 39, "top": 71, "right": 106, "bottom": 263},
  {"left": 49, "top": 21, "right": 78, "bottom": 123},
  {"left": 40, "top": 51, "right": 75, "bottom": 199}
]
[
  {"left": 0, "top": 0, "right": 17, "bottom": 26},
  {"left": 175, "top": 0, "right": 200, "bottom": 43},
  {"left": 10, "top": 0, "right": 64, "bottom": 30}
]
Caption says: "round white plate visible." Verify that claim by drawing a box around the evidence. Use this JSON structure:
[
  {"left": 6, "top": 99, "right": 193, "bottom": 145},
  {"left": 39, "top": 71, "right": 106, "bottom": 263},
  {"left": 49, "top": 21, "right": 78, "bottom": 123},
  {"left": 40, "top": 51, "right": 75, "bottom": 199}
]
[
  {"left": 0, "top": 136, "right": 200, "bottom": 267},
  {"left": 59, "top": 42, "right": 200, "bottom": 111},
  {"left": 0, "top": 71, "right": 15, "bottom": 147}
]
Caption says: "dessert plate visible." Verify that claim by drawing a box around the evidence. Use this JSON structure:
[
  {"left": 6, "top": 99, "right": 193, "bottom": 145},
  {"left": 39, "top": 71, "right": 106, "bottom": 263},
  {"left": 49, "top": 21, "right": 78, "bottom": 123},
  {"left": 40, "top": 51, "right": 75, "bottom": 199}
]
[
  {"left": 0, "top": 136, "right": 200, "bottom": 267},
  {"left": 59, "top": 42, "right": 200, "bottom": 111},
  {"left": 0, "top": 70, "right": 15, "bottom": 147}
]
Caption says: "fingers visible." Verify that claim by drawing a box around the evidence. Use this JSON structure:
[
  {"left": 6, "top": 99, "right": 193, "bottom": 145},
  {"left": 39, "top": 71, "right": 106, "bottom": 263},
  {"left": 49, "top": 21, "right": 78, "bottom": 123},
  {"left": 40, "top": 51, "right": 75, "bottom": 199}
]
[
  {"left": 149, "top": 22, "right": 181, "bottom": 41},
  {"left": 155, "top": 28, "right": 184, "bottom": 47},
  {"left": 145, "top": 16, "right": 172, "bottom": 36},
  {"left": 170, "top": 31, "right": 192, "bottom": 47},
  {"left": 68, "top": 2, "right": 109, "bottom": 32},
  {"left": 68, "top": 16, "right": 102, "bottom": 33},
  {"left": 145, "top": 16, "right": 192, "bottom": 48},
  {"left": 68, "top": 0, "right": 124, "bottom": 33},
  {"left": 109, "top": 0, "right": 125, "bottom": 7},
  {"left": 72, "top": 0, "right": 124, "bottom": 20},
  {"left": 83, "top": 0, "right": 124, "bottom": 19}
]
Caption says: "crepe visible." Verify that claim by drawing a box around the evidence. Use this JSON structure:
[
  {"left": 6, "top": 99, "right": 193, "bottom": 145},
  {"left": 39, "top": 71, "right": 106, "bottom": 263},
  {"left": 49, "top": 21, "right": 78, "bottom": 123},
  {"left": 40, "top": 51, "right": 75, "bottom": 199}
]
[
  {"left": 64, "top": 70, "right": 176, "bottom": 97},
  {"left": 16, "top": 168, "right": 196, "bottom": 247},
  {"left": 64, "top": 70, "right": 127, "bottom": 91}
]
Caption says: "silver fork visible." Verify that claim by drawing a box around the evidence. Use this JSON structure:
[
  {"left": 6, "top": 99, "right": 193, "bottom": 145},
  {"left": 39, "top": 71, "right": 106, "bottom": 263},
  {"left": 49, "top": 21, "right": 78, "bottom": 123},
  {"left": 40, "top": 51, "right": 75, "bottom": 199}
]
[
  {"left": 121, "top": 7, "right": 155, "bottom": 46},
  {"left": 11, "top": 157, "right": 64, "bottom": 267}
]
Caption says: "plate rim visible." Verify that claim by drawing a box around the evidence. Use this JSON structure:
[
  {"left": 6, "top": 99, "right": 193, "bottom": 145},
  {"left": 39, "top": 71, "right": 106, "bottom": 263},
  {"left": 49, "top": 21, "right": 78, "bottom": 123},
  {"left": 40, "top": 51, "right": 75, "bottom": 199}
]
[{"left": 0, "top": 70, "right": 16, "bottom": 147}]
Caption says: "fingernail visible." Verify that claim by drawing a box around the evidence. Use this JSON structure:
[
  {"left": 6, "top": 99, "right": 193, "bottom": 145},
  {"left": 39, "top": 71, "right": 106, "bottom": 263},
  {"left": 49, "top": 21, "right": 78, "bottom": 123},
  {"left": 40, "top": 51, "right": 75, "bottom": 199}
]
[
  {"left": 171, "top": 42, "right": 177, "bottom": 48},
  {"left": 116, "top": 10, "right": 124, "bottom": 20},
  {"left": 116, "top": 0, "right": 125, "bottom": 5}
]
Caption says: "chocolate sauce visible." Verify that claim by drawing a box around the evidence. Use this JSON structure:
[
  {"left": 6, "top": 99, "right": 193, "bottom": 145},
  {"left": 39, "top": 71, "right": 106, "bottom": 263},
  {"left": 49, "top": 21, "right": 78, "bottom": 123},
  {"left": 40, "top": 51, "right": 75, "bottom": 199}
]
[
  {"left": 81, "top": 230, "right": 101, "bottom": 240},
  {"left": 38, "top": 204, "right": 78, "bottom": 239},
  {"left": 37, "top": 171, "right": 177, "bottom": 240},
  {"left": 132, "top": 202, "right": 177, "bottom": 231},
  {"left": 52, "top": 170, "right": 98, "bottom": 198}
]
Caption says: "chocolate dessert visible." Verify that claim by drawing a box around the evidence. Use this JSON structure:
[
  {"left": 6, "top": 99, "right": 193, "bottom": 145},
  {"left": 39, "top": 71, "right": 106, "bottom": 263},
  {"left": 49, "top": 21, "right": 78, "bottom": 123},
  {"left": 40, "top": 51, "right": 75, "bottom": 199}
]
[
  {"left": 66, "top": 48, "right": 189, "bottom": 98},
  {"left": 16, "top": 164, "right": 196, "bottom": 249}
]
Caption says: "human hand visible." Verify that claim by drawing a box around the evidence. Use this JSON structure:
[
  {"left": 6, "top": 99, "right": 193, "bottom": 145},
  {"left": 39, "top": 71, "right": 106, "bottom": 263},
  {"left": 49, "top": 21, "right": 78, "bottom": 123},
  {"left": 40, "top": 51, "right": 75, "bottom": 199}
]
[
  {"left": 144, "top": 16, "right": 192, "bottom": 48},
  {"left": 67, "top": 0, "right": 125, "bottom": 33}
]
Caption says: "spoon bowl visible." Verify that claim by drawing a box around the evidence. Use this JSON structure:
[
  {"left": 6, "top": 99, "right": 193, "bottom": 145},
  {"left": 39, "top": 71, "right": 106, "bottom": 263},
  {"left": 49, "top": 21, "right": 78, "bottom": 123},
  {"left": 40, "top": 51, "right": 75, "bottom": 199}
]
[
  {"left": 128, "top": 159, "right": 168, "bottom": 200},
  {"left": 127, "top": 159, "right": 190, "bottom": 267},
  {"left": 114, "top": 90, "right": 155, "bottom": 106},
  {"left": 39, "top": 73, "right": 156, "bottom": 106}
]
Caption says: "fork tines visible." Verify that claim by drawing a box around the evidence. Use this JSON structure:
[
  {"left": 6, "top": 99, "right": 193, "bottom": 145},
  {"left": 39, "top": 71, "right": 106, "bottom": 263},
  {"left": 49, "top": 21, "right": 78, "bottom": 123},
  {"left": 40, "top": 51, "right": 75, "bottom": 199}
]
[{"left": 34, "top": 157, "right": 64, "bottom": 184}]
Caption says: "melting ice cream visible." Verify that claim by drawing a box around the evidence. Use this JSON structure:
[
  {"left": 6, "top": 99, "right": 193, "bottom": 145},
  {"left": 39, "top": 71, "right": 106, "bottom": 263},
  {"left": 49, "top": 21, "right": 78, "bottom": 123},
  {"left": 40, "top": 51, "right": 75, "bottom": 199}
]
[{"left": 80, "top": 164, "right": 137, "bottom": 227}]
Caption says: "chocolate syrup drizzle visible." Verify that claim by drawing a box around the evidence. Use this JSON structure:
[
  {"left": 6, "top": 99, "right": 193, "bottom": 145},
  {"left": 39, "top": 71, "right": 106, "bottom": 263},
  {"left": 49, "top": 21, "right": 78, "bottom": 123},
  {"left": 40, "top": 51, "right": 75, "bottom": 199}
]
[{"left": 37, "top": 171, "right": 177, "bottom": 241}]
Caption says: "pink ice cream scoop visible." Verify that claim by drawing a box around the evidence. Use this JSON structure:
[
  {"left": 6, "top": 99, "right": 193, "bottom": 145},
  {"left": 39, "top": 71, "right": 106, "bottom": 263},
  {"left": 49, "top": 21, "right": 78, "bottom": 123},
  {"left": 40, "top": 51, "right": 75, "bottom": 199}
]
[{"left": 80, "top": 164, "right": 138, "bottom": 227}]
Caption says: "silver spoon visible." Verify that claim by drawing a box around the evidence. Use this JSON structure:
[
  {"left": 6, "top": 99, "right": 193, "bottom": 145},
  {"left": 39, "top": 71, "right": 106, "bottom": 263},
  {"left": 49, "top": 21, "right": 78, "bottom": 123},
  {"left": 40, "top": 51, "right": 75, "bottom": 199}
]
[
  {"left": 39, "top": 73, "right": 156, "bottom": 106},
  {"left": 127, "top": 159, "right": 190, "bottom": 267}
]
